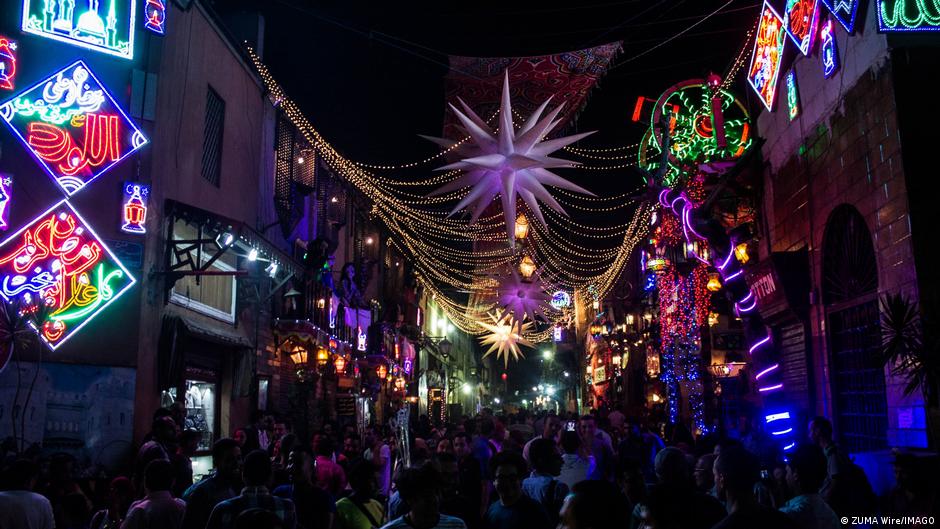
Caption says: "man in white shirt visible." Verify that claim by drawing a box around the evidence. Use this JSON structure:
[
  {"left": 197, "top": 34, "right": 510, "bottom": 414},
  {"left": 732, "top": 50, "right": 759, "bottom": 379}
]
[
  {"left": 0, "top": 459, "right": 55, "bottom": 529},
  {"left": 122, "top": 459, "right": 187, "bottom": 529}
]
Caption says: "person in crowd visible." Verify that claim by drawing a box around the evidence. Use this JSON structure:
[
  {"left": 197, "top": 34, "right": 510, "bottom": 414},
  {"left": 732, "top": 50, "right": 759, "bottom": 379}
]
[
  {"left": 243, "top": 411, "right": 267, "bottom": 453},
  {"left": 335, "top": 460, "right": 386, "bottom": 529},
  {"left": 364, "top": 429, "right": 393, "bottom": 499},
  {"left": 558, "top": 479, "right": 630, "bottom": 529},
  {"left": 436, "top": 452, "right": 480, "bottom": 529},
  {"left": 313, "top": 434, "right": 347, "bottom": 497},
  {"left": 91, "top": 476, "right": 136, "bottom": 529},
  {"left": 382, "top": 464, "right": 467, "bottom": 529},
  {"left": 172, "top": 429, "right": 202, "bottom": 497},
  {"left": 522, "top": 414, "right": 561, "bottom": 462},
  {"left": 522, "top": 438, "right": 568, "bottom": 525},
  {"left": 234, "top": 508, "right": 287, "bottom": 529},
  {"left": 616, "top": 457, "right": 647, "bottom": 510},
  {"left": 136, "top": 416, "right": 178, "bottom": 486},
  {"left": 608, "top": 407, "right": 626, "bottom": 432},
  {"left": 630, "top": 447, "right": 725, "bottom": 529},
  {"left": 473, "top": 418, "right": 499, "bottom": 476},
  {"left": 808, "top": 416, "right": 876, "bottom": 516},
  {"left": 711, "top": 446, "right": 795, "bottom": 529},
  {"left": 694, "top": 454, "right": 717, "bottom": 496},
  {"left": 121, "top": 460, "right": 186, "bottom": 529},
  {"left": 340, "top": 434, "right": 363, "bottom": 472},
  {"left": 233, "top": 429, "right": 248, "bottom": 449},
  {"left": 579, "top": 415, "right": 614, "bottom": 481},
  {"left": 882, "top": 451, "right": 937, "bottom": 517},
  {"left": 484, "top": 451, "right": 552, "bottom": 529},
  {"left": 206, "top": 449, "right": 296, "bottom": 529},
  {"left": 557, "top": 430, "right": 590, "bottom": 490},
  {"left": 453, "top": 432, "right": 486, "bottom": 518},
  {"left": 59, "top": 491, "right": 93, "bottom": 529},
  {"left": 778, "top": 444, "right": 839, "bottom": 529},
  {"left": 436, "top": 439, "right": 454, "bottom": 455},
  {"left": 0, "top": 459, "right": 56, "bottom": 529},
  {"left": 273, "top": 447, "right": 335, "bottom": 529},
  {"left": 181, "top": 438, "right": 242, "bottom": 529}
]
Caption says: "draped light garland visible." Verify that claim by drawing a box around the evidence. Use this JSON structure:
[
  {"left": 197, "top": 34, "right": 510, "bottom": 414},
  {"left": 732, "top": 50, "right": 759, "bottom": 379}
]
[{"left": 247, "top": 47, "right": 650, "bottom": 341}]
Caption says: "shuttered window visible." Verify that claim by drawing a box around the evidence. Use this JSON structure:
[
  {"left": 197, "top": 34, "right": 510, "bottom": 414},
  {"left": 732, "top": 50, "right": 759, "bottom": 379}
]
[{"left": 201, "top": 87, "right": 225, "bottom": 186}]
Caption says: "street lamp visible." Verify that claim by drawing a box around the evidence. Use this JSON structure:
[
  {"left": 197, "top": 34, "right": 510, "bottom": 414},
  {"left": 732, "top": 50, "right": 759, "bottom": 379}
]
[{"left": 438, "top": 338, "right": 452, "bottom": 358}]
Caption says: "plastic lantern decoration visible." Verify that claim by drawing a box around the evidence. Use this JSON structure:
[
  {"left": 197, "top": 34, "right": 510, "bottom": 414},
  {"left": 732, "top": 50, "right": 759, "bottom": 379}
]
[
  {"left": 707, "top": 273, "right": 723, "bottom": 292},
  {"left": 735, "top": 242, "right": 750, "bottom": 263}
]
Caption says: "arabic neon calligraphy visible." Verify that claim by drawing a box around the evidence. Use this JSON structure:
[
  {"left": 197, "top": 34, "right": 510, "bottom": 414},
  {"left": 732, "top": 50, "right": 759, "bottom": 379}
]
[
  {"left": 747, "top": 2, "right": 787, "bottom": 111},
  {"left": 0, "top": 60, "right": 147, "bottom": 196},
  {"left": 0, "top": 201, "right": 136, "bottom": 349}
]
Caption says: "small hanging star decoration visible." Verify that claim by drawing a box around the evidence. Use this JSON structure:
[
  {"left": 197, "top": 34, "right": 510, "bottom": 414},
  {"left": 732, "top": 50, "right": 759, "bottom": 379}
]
[
  {"left": 425, "top": 71, "right": 596, "bottom": 244},
  {"left": 478, "top": 311, "right": 533, "bottom": 367},
  {"left": 495, "top": 268, "right": 551, "bottom": 323}
]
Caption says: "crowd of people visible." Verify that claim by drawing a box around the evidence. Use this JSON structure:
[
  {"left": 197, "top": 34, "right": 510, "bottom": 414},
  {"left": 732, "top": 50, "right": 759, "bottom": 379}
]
[{"left": 0, "top": 406, "right": 936, "bottom": 529}]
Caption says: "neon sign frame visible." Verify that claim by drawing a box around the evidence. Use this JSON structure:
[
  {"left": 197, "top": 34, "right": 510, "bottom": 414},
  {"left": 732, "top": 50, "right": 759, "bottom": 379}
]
[
  {"left": 878, "top": 0, "right": 940, "bottom": 32},
  {"left": 820, "top": 0, "right": 861, "bottom": 32},
  {"left": 0, "top": 174, "right": 11, "bottom": 231},
  {"left": 0, "top": 36, "right": 17, "bottom": 91},
  {"left": 0, "top": 199, "right": 136, "bottom": 350},
  {"left": 820, "top": 18, "right": 839, "bottom": 77},
  {"left": 143, "top": 0, "right": 166, "bottom": 34},
  {"left": 0, "top": 60, "right": 148, "bottom": 197},
  {"left": 747, "top": 2, "right": 787, "bottom": 112},
  {"left": 784, "top": 0, "right": 821, "bottom": 55},
  {"left": 21, "top": 0, "right": 137, "bottom": 59}
]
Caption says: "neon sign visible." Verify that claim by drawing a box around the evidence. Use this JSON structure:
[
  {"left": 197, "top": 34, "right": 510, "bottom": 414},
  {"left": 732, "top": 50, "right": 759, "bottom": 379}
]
[
  {"left": 143, "top": 0, "right": 166, "bottom": 34},
  {"left": 0, "top": 36, "right": 17, "bottom": 91},
  {"left": 22, "top": 0, "right": 136, "bottom": 59},
  {"left": 786, "top": 71, "right": 800, "bottom": 121},
  {"left": 820, "top": 0, "right": 860, "bottom": 32},
  {"left": 820, "top": 18, "right": 839, "bottom": 77},
  {"left": 0, "top": 200, "right": 136, "bottom": 350},
  {"left": 878, "top": 0, "right": 940, "bottom": 31},
  {"left": 0, "top": 174, "right": 11, "bottom": 231},
  {"left": 357, "top": 326, "right": 367, "bottom": 351},
  {"left": 0, "top": 60, "right": 148, "bottom": 197},
  {"left": 747, "top": 2, "right": 787, "bottom": 111},
  {"left": 121, "top": 182, "right": 150, "bottom": 234},
  {"left": 784, "top": 0, "right": 821, "bottom": 55}
]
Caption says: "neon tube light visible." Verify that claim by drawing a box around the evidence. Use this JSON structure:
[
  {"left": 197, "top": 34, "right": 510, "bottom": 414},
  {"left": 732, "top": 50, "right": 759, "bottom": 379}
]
[
  {"left": 783, "top": 442, "right": 796, "bottom": 451},
  {"left": 766, "top": 411, "right": 791, "bottom": 422},
  {"left": 820, "top": 18, "right": 839, "bottom": 77},
  {"left": 0, "top": 60, "right": 148, "bottom": 196},
  {"left": 759, "top": 383, "right": 784, "bottom": 393},
  {"left": 771, "top": 428, "right": 794, "bottom": 436},
  {"left": 0, "top": 36, "right": 17, "bottom": 91},
  {"left": 723, "top": 269, "right": 744, "bottom": 282},
  {"left": 144, "top": 0, "right": 166, "bottom": 34},
  {"left": 0, "top": 174, "right": 10, "bottom": 230},
  {"left": 878, "top": 0, "right": 940, "bottom": 31},
  {"left": 820, "top": 0, "right": 860, "bottom": 32},
  {"left": 747, "top": 1, "right": 787, "bottom": 111},
  {"left": 784, "top": 0, "right": 821, "bottom": 55},
  {"left": 755, "top": 363, "right": 779, "bottom": 378}
]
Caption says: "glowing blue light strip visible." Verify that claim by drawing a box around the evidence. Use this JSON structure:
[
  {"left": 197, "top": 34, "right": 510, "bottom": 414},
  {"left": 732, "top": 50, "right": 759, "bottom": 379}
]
[
  {"left": 723, "top": 269, "right": 744, "bottom": 282},
  {"left": 820, "top": 0, "right": 860, "bottom": 32},
  {"left": 771, "top": 427, "right": 794, "bottom": 436},
  {"left": 766, "top": 411, "right": 791, "bottom": 422}
]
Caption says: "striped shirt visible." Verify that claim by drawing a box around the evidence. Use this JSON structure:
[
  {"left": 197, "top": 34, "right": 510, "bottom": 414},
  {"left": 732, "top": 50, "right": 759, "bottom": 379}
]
[{"left": 380, "top": 514, "right": 467, "bottom": 529}]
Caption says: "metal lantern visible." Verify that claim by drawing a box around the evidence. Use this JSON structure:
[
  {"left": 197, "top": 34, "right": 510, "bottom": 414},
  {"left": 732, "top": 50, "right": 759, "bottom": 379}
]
[
  {"left": 519, "top": 255, "right": 537, "bottom": 279},
  {"left": 316, "top": 347, "right": 329, "bottom": 365},
  {"left": 735, "top": 242, "right": 750, "bottom": 264},
  {"left": 707, "top": 272, "right": 722, "bottom": 292},
  {"left": 289, "top": 345, "right": 308, "bottom": 366},
  {"left": 514, "top": 214, "right": 529, "bottom": 240},
  {"left": 589, "top": 322, "right": 605, "bottom": 336}
]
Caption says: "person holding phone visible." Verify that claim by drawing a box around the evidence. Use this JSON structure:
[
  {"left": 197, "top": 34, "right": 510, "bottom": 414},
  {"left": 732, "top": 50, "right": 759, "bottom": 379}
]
[{"left": 557, "top": 431, "right": 590, "bottom": 490}]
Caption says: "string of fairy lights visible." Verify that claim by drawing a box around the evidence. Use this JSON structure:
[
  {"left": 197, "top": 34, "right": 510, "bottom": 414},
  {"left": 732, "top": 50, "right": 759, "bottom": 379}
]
[
  {"left": 244, "top": 16, "right": 757, "bottom": 342},
  {"left": 247, "top": 47, "right": 652, "bottom": 340}
]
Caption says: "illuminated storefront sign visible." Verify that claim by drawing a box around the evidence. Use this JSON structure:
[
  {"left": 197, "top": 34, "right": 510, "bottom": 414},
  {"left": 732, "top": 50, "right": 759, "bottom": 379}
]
[
  {"left": 0, "top": 36, "right": 17, "bottom": 91},
  {"left": 0, "top": 200, "right": 136, "bottom": 349},
  {"left": 21, "top": 0, "right": 137, "bottom": 59},
  {"left": 121, "top": 182, "right": 150, "bottom": 234},
  {"left": 0, "top": 60, "right": 148, "bottom": 196},
  {"left": 747, "top": 2, "right": 787, "bottom": 112},
  {"left": 784, "top": 0, "right": 821, "bottom": 55}
]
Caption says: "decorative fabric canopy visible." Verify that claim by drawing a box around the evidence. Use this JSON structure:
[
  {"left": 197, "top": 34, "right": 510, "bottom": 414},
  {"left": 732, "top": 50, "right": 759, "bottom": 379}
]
[{"left": 443, "top": 42, "right": 622, "bottom": 138}]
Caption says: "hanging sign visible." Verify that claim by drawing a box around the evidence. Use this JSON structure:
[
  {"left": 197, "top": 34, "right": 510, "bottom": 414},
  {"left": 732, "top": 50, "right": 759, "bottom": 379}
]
[
  {"left": 878, "top": 0, "right": 940, "bottom": 31},
  {"left": 820, "top": 18, "right": 839, "bottom": 77},
  {"left": 121, "top": 182, "right": 150, "bottom": 234},
  {"left": 747, "top": 2, "right": 787, "bottom": 111},
  {"left": 784, "top": 0, "right": 821, "bottom": 55},
  {"left": 0, "top": 36, "right": 17, "bottom": 91},
  {"left": 550, "top": 290, "right": 571, "bottom": 309},
  {"left": 820, "top": 0, "right": 860, "bottom": 32},
  {"left": 144, "top": 0, "right": 167, "bottom": 34},
  {"left": 21, "top": 0, "right": 137, "bottom": 59},
  {"left": 0, "top": 174, "right": 11, "bottom": 231}
]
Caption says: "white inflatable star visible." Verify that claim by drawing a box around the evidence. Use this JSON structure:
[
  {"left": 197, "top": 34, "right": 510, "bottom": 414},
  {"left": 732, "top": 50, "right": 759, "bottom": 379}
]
[
  {"left": 478, "top": 311, "right": 533, "bottom": 367},
  {"left": 426, "top": 71, "right": 595, "bottom": 243}
]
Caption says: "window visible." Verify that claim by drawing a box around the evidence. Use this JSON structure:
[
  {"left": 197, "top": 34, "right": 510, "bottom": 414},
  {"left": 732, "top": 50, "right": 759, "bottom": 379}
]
[
  {"left": 169, "top": 220, "right": 237, "bottom": 322},
  {"left": 201, "top": 87, "right": 225, "bottom": 186}
]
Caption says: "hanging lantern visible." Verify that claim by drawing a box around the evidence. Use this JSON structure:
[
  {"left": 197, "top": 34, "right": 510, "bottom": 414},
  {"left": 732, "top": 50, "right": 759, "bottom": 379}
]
[
  {"left": 501, "top": 372, "right": 508, "bottom": 381},
  {"left": 646, "top": 257, "right": 670, "bottom": 273},
  {"left": 514, "top": 214, "right": 529, "bottom": 240},
  {"left": 333, "top": 355, "right": 346, "bottom": 373},
  {"left": 626, "top": 314, "right": 635, "bottom": 325},
  {"left": 707, "top": 272, "right": 722, "bottom": 292},
  {"left": 316, "top": 347, "right": 329, "bottom": 365},
  {"left": 289, "top": 345, "right": 308, "bottom": 366},
  {"left": 592, "top": 299, "right": 600, "bottom": 311},
  {"left": 612, "top": 354, "right": 622, "bottom": 367},
  {"left": 589, "top": 322, "right": 605, "bottom": 336},
  {"left": 376, "top": 364, "right": 388, "bottom": 379},
  {"left": 735, "top": 242, "right": 750, "bottom": 264},
  {"left": 518, "top": 255, "right": 536, "bottom": 279},
  {"left": 708, "top": 312, "right": 720, "bottom": 327}
]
